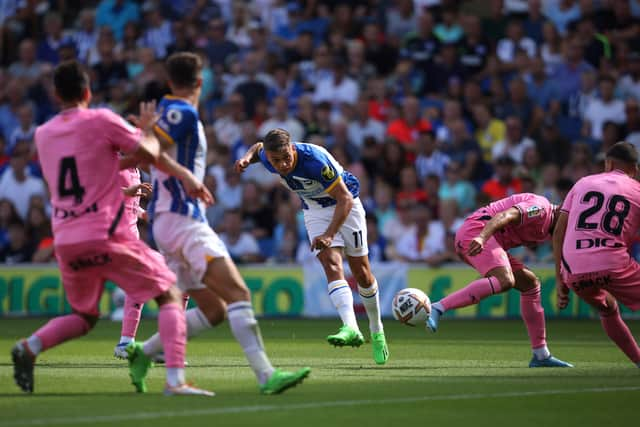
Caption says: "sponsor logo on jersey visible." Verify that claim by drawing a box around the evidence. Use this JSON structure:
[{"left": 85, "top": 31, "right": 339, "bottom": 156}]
[
  {"left": 527, "top": 205, "right": 541, "bottom": 218},
  {"left": 321, "top": 165, "right": 335, "bottom": 181}
]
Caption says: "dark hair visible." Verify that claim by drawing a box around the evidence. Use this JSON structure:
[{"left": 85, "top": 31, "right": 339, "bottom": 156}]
[
  {"left": 166, "top": 52, "right": 203, "bottom": 89},
  {"left": 53, "top": 60, "right": 89, "bottom": 102},
  {"left": 606, "top": 141, "right": 638, "bottom": 165},
  {"left": 263, "top": 128, "right": 291, "bottom": 151}
]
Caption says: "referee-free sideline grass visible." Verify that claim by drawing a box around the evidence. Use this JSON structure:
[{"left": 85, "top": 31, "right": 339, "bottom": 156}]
[{"left": 1, "top": 318, "right": 638, "bottom": 427}]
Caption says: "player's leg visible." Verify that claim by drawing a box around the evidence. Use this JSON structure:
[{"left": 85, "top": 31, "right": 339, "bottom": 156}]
[
  {"left": 114, "top": 294, "right": 144, "bottom": 359},
  {"left": 141, "top": 287, "right": 226, "bottom": 358},
  {"left": 202, "top": 256, "right": 310, "bottom": 394},
  {"left": 12, "top": 243, "right": 104, "bottom": 393},
  {"left": 513, "top": 268, "right": 572, "bottom": 367},
  {"left": 317, "top": 247, "right": 365, "bottom": 347},
  {"left": 108, "top": 239, "right": 212, "bottom": 395},
  {"left": 347, "top": 254, "right": 387, "bottom": 364},
  {"left": 573, "top": 278, "right": 640, "bottom": 366}
]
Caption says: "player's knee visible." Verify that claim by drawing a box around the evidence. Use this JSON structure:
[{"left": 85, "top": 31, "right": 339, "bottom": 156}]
[
  {"left": 76, "top": 313, "right": 98, "bottom": 331},
  {"left": 201, "top": 305, "right": 226, "bottom": 326},
  {"left": 155, "top": 286, "right": 183, "bottom": 306},
  {"left": 598, "top": 299, "right": 618, "bottom": 316},
  {"left": 494, "top": 272, "right": 516, "bottom": 291}
]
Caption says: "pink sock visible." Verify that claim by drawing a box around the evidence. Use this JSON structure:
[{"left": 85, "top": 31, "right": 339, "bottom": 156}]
[
  {"left": 158, "top": 303, "right": 186, "bottom": 368},
  {"left": 34, "top": 314, "right": 91, "bottom": 351},
  {"left": 121, "top": 295, "right": 143, "bottom": 339},
  {"left": 600, "top": 306, "right": 640, "bottom": 363},
  {"left": 520, "top": 285, "right": 547, "bottom": 349},
  {"left": 440, "top": 277, "right": 499, "bottom": 311}
]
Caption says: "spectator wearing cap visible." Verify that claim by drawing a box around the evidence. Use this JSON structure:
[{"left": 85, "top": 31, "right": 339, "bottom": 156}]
[
  {"left": 8, "top": 39, "right": 43, "bottom": 82},
  {"left": 582, "top": 75, "right": 626, "bottom": 140},
  {"left": 312, "top": 56, "right": 359, "bottom": 112},
  {"left": 491, "top": 116, "right": 536, "bottom": 164},
  {"left": 0, "top": 142, "right": 45, "bottom": 220},
  {"left": 386, "top": 96, "right": 431, "bottom": 161},
  {"left": 482, "top": 155, "right": 522, "bottom": 201},
  {"left": 95, "top": 0, "right": 140, "bottom": 42}
]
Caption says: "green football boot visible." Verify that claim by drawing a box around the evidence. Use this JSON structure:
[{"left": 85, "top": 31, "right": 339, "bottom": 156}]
[
  {"left": 371, "top": 332, "right": 389, "bottom": 365},
  {"left": 326, "top": 325, "right": 365, "bottom": 347},
  {"left": 260, "top": 367, "right": 311, "bottom": 395},
  {"left": 126, "top": 342, "right": 153, "bottom": 393}
]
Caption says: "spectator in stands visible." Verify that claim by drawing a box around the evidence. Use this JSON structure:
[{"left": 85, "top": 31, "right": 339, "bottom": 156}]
[
  {"left": 258, "top": 96, "right": 304, "bottom": 142},
  {"left": 0, "top": 142, "right": 45, "bottom": 220},
  {"left": 0, "top": 219, "right": 34, "bottom": 264},
  {"left": 24, "top": 204, "right": 53, "bottom": 263},
  {"left": 362, "top": 21, "right": 398, "bottom": 76},
  {"left": 393, "top": 202, "right": 446, "bottom": 265},
  {"left": 240, "top": 180, "right": 275, "bottom": 251},
  {"left": 91, "top": 30, "right": 128, "bottom": 99},
  {"left": 8, "top": 103, "right": 35, "bottom": 154},
  {"left": 624, "top": 98, "right": 640, "bottom": 150},
  {"left": 438, "top": 160, "right": 476, "bottom": 229},
  {"left": 401, "top": 11, "right": 439, "bottom": 70},
  {"left": 549, "top": 35, "right": 594, "bottom": 102},
  {"left": 561, "top": 141, "right": 595, "bottom": 183},
  {"left": 0, "top": 198, "right": 20, "bottom": 249},
  {"left": 0, "top": 79, "right": 25, "bottom": 142},
  {"left": 618, "top": 51, "right": 640, "bottom": 102},
  {"left": 348, "top": 96, "right": 385, "bottom": 148},
  {"left": 539, "top": 21, "right": 564, "bottom": 73},
  {"left": 497, "top": 18, "right": 537, "bottom": 71},
  {"left": 214, "top": 93, "right": 245, "bottom": 146},
  {"left": 205, "top": 18, "right": 239, "bottom": 72},
  {"left": 73, "top": 9, "right": 98, "bottom": 65},
  {"left": 387, "top": 96, "right": 431, "bottom": 161},
  {"left": 95, "top": 0, "right": 140, "bottom": 42},
  {"left": 543, "top": 0, "right": 581, "bottom": 36},
  {"left": 434, "top": 6, "right": 464, "bottom": 44},
  {"left": 441, "top": 118, "right": 485, "bottom": 183},
  {"left": 313, "top": 57, "right": 359, "bottom": 114},
  {"left": 482, "top": 155, "right": 523, "bottom": 201},
  {"left": 492, "top": 115, "right": 536, "bottom": 164},
  {"left": 471, "top": 102, "right": 505, "bottom": 163},
  {"left": 139, "top": 6, "right": 174, "bottom": 59},
  {"left": 233, "top": 51, "right": 271, "bottom": 119},
  {"left": 386, "top": 0, "right": 417, "bottom": 45},
  {"left": 8, "top": 39, "right": 42, "bottom": 82},
  {"left": 459, "top": 15, "right": 491, "bottom": 78},
  {"left": 414, "top": 129, "right": 450, "bottom": 182},
  {"left": 37, "top": 12, "right": 73, "bottom": 65},
  {"left": 219, "top": 209, "right": 263, "bottom": 264},
  {"left": 366, "top": 213, "right": 387, "bottom": 263},
  {"left": 582, "top": 75, "right": 626, "bottom": 140}
]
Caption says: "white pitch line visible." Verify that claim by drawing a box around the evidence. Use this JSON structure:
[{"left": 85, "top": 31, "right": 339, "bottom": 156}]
[{"left": 3, "top": 386, "right": 640, "bottom": 427}]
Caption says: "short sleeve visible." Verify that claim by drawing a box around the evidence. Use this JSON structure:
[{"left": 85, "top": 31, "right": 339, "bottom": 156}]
[
  {"left": 514, "top": 196, "right": 551, "bottom": 227},
  {"left": 154, "top": 105, "right": 196, "bottom": 146},
  {"left": 305, "top": 150, "right": 341, "bottom": 191},
  {"left": 101, "top": 109, "right": 141, "bottom": 154}
]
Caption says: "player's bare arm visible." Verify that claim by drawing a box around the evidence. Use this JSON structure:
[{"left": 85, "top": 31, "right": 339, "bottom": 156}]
[
  {"left": 122, "top": 182, "right": 152, "bottom": 198},
  {"left": 467, "top": 207, "right": 521, "bottom": 256},
  {"left": 552, "top": 211, "right": 570, "bottom": 310},
  {"left": 235, "top": 142, "right": 264, "bottom": 172},
  {"left": 311, "top": 177, "right": 354, "bottom": 251}
]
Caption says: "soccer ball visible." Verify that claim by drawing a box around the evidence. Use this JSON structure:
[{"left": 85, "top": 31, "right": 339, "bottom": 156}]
[{"left": 392, "top": 288, "right": 431, "bottom": 326}]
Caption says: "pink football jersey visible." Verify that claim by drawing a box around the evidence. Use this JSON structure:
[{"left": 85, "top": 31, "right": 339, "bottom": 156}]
[
  {"left": 469, "top": 193, "right": 555, "bottom": 250},
  {"left": 35, "top": 108, "right": 141, "bottom": 245},
  {"left": 118, "top": 167, "right": 142, "bottom": 239},
  {"left": 561, "top": 170, "right": 640, "bottom": 274}
]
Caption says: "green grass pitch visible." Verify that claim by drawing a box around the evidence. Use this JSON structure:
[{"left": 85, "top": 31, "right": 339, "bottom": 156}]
[{"left": 1, "top": 318, "right": 639, "bottom": 427}]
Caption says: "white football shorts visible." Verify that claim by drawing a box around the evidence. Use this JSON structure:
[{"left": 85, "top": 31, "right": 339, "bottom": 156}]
[{"left": 152, "top": 212, "right": 229, "bottom": 292}]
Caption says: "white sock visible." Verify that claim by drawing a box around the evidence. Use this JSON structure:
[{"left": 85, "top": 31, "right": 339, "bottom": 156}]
[
  {"left": 227, "top": 301, "right": 275, "bottom": 385},
  {"left": 166, "top": 367, "right": 185, "bottom": 388},
  {"left": 143, "top": 307, "right": 212, "bottom": 356},
  {"left": 358, "top": 280, "right": 383, "bottom": 334},
  {"left": 26, "top": 335, "right": 42, "bottom": 355},
  {"left": 119, "top": 336, "right": 134, "bottom": 344},
  {"left": 432, "top": 301, "right": 445, "bottom": 314},
  {"left": 328, "top": 280, "right": 359, "bottom": 330},
  {"left": 532, "top": 345, "right": 551, "bottom": 360}
]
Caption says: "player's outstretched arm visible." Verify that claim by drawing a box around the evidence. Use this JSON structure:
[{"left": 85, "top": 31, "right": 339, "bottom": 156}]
[
  {"left": 311, "top": 178, "right": 353, "bottom": 251},
  {"left": 552, "top": 211, "right": 570, "bottom": 310},
  {"left": 235, "top": 142, "right": 263, "bottom": 172},
  {"left": 154, "top": 152, "right": 214, "bottom": 206},
  {"left": 467, "top": 207, "right": 521, "bottom": 256}
]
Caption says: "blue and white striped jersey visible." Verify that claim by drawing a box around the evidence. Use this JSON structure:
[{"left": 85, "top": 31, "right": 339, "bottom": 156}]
[
  {"left": 148, "top": 96, "right": 207, "bottom": 222},
  {"left": 258, "top": 142, "right": 359, "bottom": 210}
]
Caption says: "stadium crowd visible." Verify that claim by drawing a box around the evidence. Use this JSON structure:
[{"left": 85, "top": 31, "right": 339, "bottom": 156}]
[{"left": 1, "top": 0, "right": 640, "bottom": 265}]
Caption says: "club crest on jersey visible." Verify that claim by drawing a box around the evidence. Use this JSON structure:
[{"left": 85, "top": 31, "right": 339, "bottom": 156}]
[
  {"left": 527, "top": 205, "right": 541, "bottom": 218},
  {"left": 321, "top": 165, "right": 336, "bottom": 181},
  {"left": 166, "top": 108, "right": 182, "bottom": 124}
]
